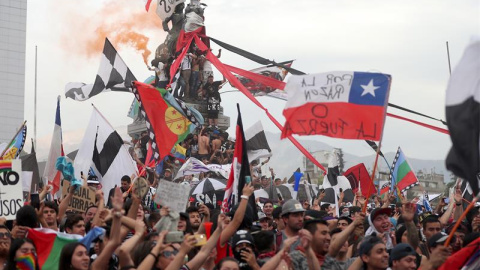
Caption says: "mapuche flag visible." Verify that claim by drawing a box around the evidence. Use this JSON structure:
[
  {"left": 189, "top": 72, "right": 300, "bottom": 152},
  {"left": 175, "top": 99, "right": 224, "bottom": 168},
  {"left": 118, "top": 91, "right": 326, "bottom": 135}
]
[
  {"left": 389, "top": 147, "right": 419, "bottom": 192},
  {"left": 222, "top": 104, "right": 258, "bottom": 221},
  {"left": 281, "top": 72, "right": 391, "bottom": 140},
  {"left": 132, "top": 81, "right": 192, "bottom": 160}
]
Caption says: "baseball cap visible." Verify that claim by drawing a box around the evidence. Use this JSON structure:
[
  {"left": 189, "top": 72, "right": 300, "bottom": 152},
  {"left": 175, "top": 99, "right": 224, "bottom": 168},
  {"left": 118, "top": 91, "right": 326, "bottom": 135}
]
[
  {"left": 281, "top": 199, "right": 305, "bottom": 217},
  {"left": 427, "top": 232, "right": 451, "bottom": 248},
  {"left": 232, "top": 230, "right": 254, "bottom": 247},
  {"left": 370, "top": 208, "right": 392, "bottom": 221},
  {"left": 390, "top": 243, "right": 416, "bottom": 261},
  {"left": 165, "top": 168, "right": 172, "bottom": 173},
  {"left": 258, "top": 212, "right": 271, "bottom": 220},
  {"left": 359, "top": 236, "right": 384, "bottom": 256}
]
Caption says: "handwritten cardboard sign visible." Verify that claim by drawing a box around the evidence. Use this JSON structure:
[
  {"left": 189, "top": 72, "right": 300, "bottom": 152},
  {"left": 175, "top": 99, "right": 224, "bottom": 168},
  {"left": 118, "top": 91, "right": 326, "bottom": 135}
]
[
  {"left": 61, "top": 181, "right": 96, "bottom": 213},
  {"left": 0, "top": 160, "right": 24, "bottom": 220},
  {"left": 154, "top": 180, "right": 190, "bottom": 214}
]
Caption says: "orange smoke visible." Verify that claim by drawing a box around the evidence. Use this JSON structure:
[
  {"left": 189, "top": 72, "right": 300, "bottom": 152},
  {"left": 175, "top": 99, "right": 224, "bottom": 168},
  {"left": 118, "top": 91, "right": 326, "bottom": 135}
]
[{"left": 60, "top": 0, "right": 166, "bottom": 66}]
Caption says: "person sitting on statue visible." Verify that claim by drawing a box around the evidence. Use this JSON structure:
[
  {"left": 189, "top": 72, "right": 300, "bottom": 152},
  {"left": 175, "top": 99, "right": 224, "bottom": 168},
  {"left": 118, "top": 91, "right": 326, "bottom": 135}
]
[{"left": 147, "top": 58, "right": 168, "bottom": 88}]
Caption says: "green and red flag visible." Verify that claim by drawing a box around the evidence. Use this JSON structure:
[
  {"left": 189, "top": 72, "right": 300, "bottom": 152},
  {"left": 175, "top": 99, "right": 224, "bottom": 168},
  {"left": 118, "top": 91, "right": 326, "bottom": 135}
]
[
  {"left": 389, "top": 147, "right": 419, "bottom": 192},
  {"left": 132, "top": 81, "right": 192, "bottom": 160},
  {"left": 27, "top": 227, "right": 104, "bottom": 270}
]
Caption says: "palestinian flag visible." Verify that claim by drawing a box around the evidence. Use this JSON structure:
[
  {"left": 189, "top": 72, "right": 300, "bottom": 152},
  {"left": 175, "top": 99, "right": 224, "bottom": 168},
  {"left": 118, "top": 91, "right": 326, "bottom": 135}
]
[
  {"left": 389, "top": 147, "right": 419, "bottom": 192},
  {"left": 132, "top": 81, "right": 192, "bottom": 160},
  {"left": 27, "top": 227, "right": 104, "bottom": 270}
]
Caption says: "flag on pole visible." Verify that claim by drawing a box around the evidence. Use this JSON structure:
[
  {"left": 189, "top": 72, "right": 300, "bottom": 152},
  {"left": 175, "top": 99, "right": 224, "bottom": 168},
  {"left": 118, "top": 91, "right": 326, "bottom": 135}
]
[
  {"left": 65, "top": 38, "right": 136, "bottom": 101},
  {"left": 0, "top": 123, "right": 27, "bottom": 160},
  {"left": 132, "top": 81, "right": 192, "bottom": 160},
  {"left": 20, "top": 144, "right": 41, "bottom": 194},
  {"left": 445, "top": 37, "right": 480, "bottom": 195},
  {"left": 322, "top": 150, "right": 354, "bottom": 203},
  {"left": 222, "top": 104, "right": 258, "bottom": 221},
  {"left": 43, "top": 96, "right": 64, "bottom": 195},
  {"left": 343, "top": 163, "right": 377, "bottom": 199},
  {"left": 244, "top": 121, "right": 272, "bottom": 163},
  {"left": 74, "top": 107, "right": 138, "bottom": 201},
  {"left": 389, "top": 147, "right": 419, "bottom": 192},
  {"left": 281, "top": 72, "right": 391, "bottom": 140},
  {"left": 423, "top": 191, "right": 433, "bottom": 212}
]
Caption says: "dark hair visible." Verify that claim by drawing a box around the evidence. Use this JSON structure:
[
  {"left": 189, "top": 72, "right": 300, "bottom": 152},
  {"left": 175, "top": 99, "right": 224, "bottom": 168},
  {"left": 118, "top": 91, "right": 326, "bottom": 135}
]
[
  {"left": 5, "top": 238, "right": 39, "bottom": 270},
  {"left": 186, "top": 206, "right": 199, "bottom": 214},
  {"left": 121, "top": 175, "right": 132, "bottom": 184},
  {"left": 132, "top": 241, "right": 158, "bottom": 266},
  {"left": 304, "top": 219, "right": 328, "bottom": 236},
  {"left": 253, "top": 230, "right": 275, "bottom": 253},
  {"left": 330, "top": 227, "right": 343, "bottom": 236},
  {"left": 263, "top": 200, "right": 273, "bottom": 207},
  {"left": 422, "top": 215, "right": 440, "bottom": 230},
  {"left": 16, "top": 205, "right": 38, "bottom": 228},
  {"left": 59, "top": 242, "right": 87, "bottom": 270},
  {"left": 85, "top": 204, "right": 98, "bottom": 214},
  {"left": 43, "top": 201, "right": 59, "bottom": 215},
  {"left": 215, "top": 257, "right": 239, "bottom": 270},
  {"left": 463, "top": 232, "right": 480, "bottom": 247},
  {"left": 320, "top": 204, "right": 330, "bottom": 211},
  {"left": 64, "top": 214, "right": 84, "bottom": 232}
]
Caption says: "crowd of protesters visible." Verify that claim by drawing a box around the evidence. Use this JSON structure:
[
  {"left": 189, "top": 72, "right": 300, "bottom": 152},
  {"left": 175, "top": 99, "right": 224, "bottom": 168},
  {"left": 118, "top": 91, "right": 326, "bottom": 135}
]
[{"left": 1, "top": 151, "right": 479, "bottom": 270}]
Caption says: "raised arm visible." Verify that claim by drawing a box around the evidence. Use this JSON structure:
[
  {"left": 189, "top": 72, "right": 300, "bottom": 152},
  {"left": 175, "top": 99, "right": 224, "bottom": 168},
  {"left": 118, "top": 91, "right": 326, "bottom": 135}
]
[
  {"left": 118, "top": 220, "right": 146, "bottom": 269},
  {"left": 137, "top": 231, "right": 168, "bottom": 270},
  {"left": 91, "top": 188, "right": 123, "bottom": 270},
  {"left": 91, "top": 190, "right": 105, "bottom": 228},
  {"left": 57, "top": 184, "right": 75, "bottom": 222},
  {"left": 328, "top": 213, "right": 365, "bottom": 257},
  {"left": 402, "top": 203, "right": 419, "bottom": 249},
  {"left": 259, "top": 236, "right": 298, "bottom": 270},
  {"left": 219, "top": 183, "right": 254, "bottom": 246},
  {"left": 183, "top": 214, "right": 227, "bottom": 270},
  {"left": 164, "top": 235, "right": 197, "bottom": 270}
]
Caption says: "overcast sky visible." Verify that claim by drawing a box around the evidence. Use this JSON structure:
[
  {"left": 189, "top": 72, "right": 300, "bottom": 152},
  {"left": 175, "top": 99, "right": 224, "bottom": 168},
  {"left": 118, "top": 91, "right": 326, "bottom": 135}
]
[{"left": 22, "top": 0, "right": 479, "bottom": 162}]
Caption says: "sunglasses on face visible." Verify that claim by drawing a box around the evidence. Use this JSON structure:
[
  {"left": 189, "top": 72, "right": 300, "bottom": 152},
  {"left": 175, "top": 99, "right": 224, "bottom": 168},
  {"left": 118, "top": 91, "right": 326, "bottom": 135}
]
[
  {"left": 0, "top": 233, "right": 11, "bottom": 238},
  {"left": 162, "top": 250, "right": 179, "bottom": 258}
]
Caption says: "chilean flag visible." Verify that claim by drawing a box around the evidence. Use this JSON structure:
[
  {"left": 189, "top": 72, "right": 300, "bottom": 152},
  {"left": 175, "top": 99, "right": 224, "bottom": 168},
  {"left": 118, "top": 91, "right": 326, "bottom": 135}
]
[
  {"left": 43, "top": 96, "right": 64, "bottom": 195},
  {"left": 281, "top": 72, "right": 391, "bottom": 141},
  {"left": 221, "top": 104, "right": 258, "bottom": 221}
]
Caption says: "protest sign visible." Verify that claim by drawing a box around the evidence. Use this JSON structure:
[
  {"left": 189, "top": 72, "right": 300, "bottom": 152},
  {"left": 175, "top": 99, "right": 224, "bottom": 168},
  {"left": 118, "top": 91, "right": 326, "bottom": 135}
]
[
  {"left": 190, "top": 190, "right": 225, "bottom": 209},
  {"left": 61, "top": 181, "right": 96, "bottom": 212},
  {"left": 0, "top": 160, "right": 24, "bottom": 220},
  {"left": 154, "top": 180, "right": 190, "bottom": 213}
]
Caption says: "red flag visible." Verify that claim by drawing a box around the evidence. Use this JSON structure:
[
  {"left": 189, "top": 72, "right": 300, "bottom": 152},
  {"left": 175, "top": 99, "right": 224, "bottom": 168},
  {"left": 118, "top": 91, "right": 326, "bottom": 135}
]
[
  {"left": 281, "top": 72, "right": 391, "bottom": 141},
  {"left": 144, "top": 0, "right": 153, "bottom": 11},
  {"left": 44, "top": 96, "right": 64, "bottom": 195},
  {"left": 222, "top": 104, "right": 258, "bottom": 221},
  {"left": 132, "top": 81, "right": 192, "bottom": 160},
  {"left": 343, "top": 163, "right": 377, "bottom": 199}
]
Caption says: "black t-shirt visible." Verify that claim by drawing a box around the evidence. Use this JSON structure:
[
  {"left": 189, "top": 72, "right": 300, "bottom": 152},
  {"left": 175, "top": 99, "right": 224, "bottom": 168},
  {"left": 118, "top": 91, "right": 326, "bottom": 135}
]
[{"left": 205, "top": 81, "right": 222, "bottom": 112}]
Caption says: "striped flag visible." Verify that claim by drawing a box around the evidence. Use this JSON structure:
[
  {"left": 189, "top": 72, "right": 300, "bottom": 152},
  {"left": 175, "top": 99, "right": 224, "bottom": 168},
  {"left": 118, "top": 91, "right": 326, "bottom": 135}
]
[
  {"left": 423, "top": 191, "right": 433, "bottom": 212},
  {"left": 244, "top": 121, "right": 272, "bottom": 163},
  {"left": 28, "top": 227, "right": 104, "bottom": 270},
  {"left": 389, "top": 147, "right": 419, "bottom": 192},
  {"left": 0, "top": 123, "right": 27, "bottom": 160},
  {"left": 44, "top": 96, "right": 64, "bottom": 195}
]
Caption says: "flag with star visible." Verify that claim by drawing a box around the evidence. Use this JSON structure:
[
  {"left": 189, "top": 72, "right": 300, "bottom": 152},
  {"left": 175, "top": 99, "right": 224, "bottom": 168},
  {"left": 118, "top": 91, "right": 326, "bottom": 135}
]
[
  {"left": 132, "top": 81, "right": 192, "bottom": 160},
  {"left": 281, "top": 72, "right": 391, "bottom": 141}
]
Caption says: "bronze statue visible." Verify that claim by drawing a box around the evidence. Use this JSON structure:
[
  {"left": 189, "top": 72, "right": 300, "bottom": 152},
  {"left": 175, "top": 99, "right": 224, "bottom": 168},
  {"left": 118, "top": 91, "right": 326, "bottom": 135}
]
[{"left": 162, "top": 3, "right": 185, "bottom": 57}]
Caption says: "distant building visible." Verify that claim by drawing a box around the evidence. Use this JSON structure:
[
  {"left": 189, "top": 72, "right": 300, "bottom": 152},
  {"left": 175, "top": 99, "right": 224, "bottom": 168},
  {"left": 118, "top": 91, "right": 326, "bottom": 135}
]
[
  {"left": 0, "top": 0, "right": 27, "bottom": 142},
  {"left": 409, "top": 168, "right": 445, "bottom": 198},
  {"left": 303, "top": 150, "right": 330, "bottom": 184}
]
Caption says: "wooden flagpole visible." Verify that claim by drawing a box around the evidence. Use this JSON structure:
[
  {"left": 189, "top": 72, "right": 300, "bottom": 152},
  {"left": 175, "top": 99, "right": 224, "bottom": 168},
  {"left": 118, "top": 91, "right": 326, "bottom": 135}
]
[
  {"left": 363, "top": 140, "right": 382, "bottom": 213},
  {"left": 0, "top": 120, "right": 27, "bottom": 158}
]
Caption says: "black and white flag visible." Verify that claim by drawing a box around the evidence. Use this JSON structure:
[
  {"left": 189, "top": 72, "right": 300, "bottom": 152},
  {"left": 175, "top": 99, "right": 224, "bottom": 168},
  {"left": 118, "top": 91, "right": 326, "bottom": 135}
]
[
  {"left": 74, "top": 107, "right": 138, "bottom": 201},
  {"left": 244, "top": 121, "right": 272, "bottom": 163},
  {"left": 65, "top": 38, "right": 136, "bottom": 101}
]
